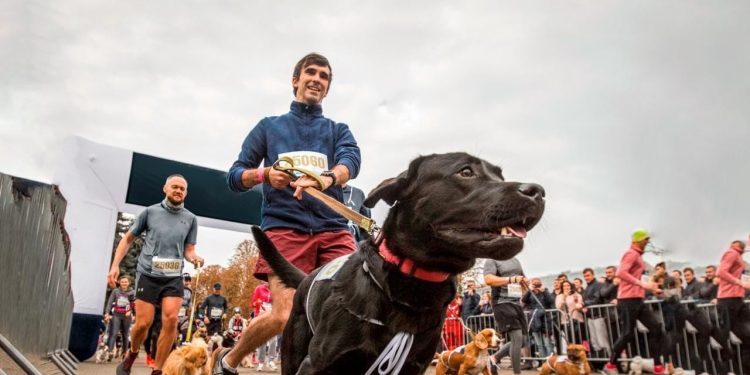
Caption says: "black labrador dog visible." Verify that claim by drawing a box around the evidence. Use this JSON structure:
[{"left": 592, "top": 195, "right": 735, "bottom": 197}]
[{"left": 252, "top": 152, "right": 545, "bottom": 374}]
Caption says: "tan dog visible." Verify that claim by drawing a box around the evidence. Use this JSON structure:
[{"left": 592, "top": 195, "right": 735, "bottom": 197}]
[
  {"left": 162, "top": 341, "right": 210, "bottom": 375},
  {"left": 538, "top": 344, "right": 591, "bottom": 375},
  {"left": 435, "top": 328, "right": 502, "bottom": 375}
]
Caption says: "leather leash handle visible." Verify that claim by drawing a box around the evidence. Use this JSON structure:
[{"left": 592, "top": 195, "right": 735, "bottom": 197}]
[{"left": 271, "top": 157, "right": 380, "bottom": 235}]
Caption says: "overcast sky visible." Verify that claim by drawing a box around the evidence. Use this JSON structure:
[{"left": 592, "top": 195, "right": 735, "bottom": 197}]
[{"left": 2, "top": 1, "right": 748, "bottom": 277}]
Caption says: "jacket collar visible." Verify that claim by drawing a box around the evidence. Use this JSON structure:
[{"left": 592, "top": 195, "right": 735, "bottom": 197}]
[{"left": 290, "top": 101, "right": 323, "bottom": 116}]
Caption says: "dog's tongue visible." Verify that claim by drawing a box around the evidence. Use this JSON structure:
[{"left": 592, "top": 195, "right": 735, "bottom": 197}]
[{"left": 507, "top": 225, "right": 527, "bottom": 239}]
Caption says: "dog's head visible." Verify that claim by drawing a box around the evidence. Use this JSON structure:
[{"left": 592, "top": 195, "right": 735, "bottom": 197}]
[
  {"left": 365, "top": 152, "right": 545, "bottom": 273},
  {"left": 474, "top": 328, "right": 502, "bottom": 350},
  {"left": 181, "top": 341, "right": 209, "bottom": 369},
  {"left": 565, "top": 344, "right": 587, "bottom": 362}
]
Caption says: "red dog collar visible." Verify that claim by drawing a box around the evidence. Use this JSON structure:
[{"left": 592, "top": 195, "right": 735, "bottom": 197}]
[{"left": 378, "top": 240, "right": 450, "bottom": 282}]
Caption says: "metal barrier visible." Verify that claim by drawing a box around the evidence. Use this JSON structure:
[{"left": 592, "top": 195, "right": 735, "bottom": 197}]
[
  {"left": 440, "top": 298, "right": 750, "bottom": 374},
  {"left": 0, "top": 174, "right": 75, "bottom": 372}
]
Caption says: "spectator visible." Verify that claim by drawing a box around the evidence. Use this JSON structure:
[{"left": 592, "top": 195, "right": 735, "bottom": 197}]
[
  {"left": 573, "top": 278, "right": 584, "bottom": 294},
  {"left": 604, "top": 229, "right": 665, "bottom": 375},
  {"left": 599, "top": 266, "right": 619, "bottom": 304},
  {"left": 474, "top": 291, "right": 494, "bottom": 315},
  {"left": 462, "top": 278, "right": 480, "bottom": 320},
  {"left": 716, "top": 240, "right": 750, "bottom": 374},
  {"left": 582, "top": 268, "right": 602, "bottom": 307},
  {"left": 228, "top": 307, "right": 246, "bottom": 340},
  {"left": 556, "top": 280, "right": 585, "bottom": 344},
  {"left": 442, "top": 295, "right": 464, "bottom": 350},
  {"left": 552, "top": 279, "right": 563, "bottom": 297},
  {"left": 682, "top": 267, "right": 701, "bottom": 300},
  {"left": 522, "top": 278, "right": 555, "bottom": 357},
  {"left": 699, "top": 265, "right": 719, "bottom": 303}
]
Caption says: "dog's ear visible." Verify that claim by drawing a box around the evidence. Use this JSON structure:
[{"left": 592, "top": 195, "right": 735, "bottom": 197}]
[
  {"left": 475, "top": 332, "right": 489, "bottom": 350},
  {"left": 364, "top": 174, "right": 405, "bottom": 208}
]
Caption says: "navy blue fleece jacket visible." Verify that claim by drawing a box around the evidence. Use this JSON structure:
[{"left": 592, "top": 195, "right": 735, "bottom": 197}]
[{"left": 227, "top": 101, "right": 361, "bottom": 233}]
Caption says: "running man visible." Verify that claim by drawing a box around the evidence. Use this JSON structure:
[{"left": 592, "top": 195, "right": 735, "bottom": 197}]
[
  {"left": 108, "top": 174, "right": 204, "bottom": 375},
  {"left": 605, "top": 229, "right": 665, "bottom": 374},
  {"left": 216, "top": 52, "right": 361, "bottom": 375}
]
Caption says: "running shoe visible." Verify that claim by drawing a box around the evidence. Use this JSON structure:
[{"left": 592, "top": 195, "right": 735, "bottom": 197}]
[
  {"left": 211, "top": 348, "right": 238, "bottom": 375},
  {"left": 116, "top": 351, "right": 138, "bottom": 375},
  {"left": 604, "top": 362, "right": 619, "bottom": 374}
]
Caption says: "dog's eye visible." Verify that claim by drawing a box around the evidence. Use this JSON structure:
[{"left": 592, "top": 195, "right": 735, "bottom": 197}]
[{"left": 457, "top": 167, "right": 475, "bottom": 178}]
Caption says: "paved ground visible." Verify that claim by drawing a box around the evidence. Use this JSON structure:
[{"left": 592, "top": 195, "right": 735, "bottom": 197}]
[{"left": 76, "top": 357, "right": 541, "bottom": 374}]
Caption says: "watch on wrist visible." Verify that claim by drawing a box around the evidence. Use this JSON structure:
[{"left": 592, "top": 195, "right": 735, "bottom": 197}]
[{"left": 320, "top": 170, "right": 337, "bottom": 189}]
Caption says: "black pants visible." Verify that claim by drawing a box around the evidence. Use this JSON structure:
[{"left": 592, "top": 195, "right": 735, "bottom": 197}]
[
  {"left": 207, "top": 319, "right": 223, "bottom": 336},
  {"left": 609, "top": 299, "right": 664, "bottom": 365},
  {"left": 717, "top": 298, "right": 750, "bottom": 375}
]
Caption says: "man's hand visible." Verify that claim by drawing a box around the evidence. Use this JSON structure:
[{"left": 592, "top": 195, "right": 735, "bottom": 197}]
[
  {"left": 104, "top": 314, "right": 111, "bottom": 322},
  {"left": 107, "top": 267, "right": 120, "bottom": 288},
  {"left": 291, "top": 174, "right": 333, "bottom": 200},
  {"left": 267, "top": 168, "right": 293, "bottom": 190},
  {"left": 190, "top": 256, "right": 205, "bottom": 268},
  {"left": 222, "top": 313, "right": 227, "bottom": 320},
  {"left": 203, "top": 317, "right": 209, "bottom": 324}
]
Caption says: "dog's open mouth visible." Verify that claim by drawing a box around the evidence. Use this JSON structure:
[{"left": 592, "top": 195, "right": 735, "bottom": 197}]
[{"left": 436, "top": 215, "right": 538, "bottom": 246}]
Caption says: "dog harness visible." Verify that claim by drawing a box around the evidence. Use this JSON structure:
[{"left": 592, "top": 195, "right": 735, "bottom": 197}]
[
  {"left": 438, "top": 346, "right": 466, "bottom": 373},
  {"left": 305, "top": 253, "right": 415, "bottom": 375}
]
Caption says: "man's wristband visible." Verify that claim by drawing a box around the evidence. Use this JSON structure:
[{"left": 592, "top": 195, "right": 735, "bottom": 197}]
[{"left": 256, "top": 167, "right": 266, "bottom": 184}]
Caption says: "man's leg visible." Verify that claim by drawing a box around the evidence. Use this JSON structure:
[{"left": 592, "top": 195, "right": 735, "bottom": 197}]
[
  {"left": 222, "top": 275, "right": 294, "bottom": 369},
  {"left": 155, "top": 296, "right": 182, "bottom": 370},
  {"left": 637, "top": 303, "right": 664, "bottom": 366},
  {"left": 130, "top": 300, "right": 156, "bottom": 353}
]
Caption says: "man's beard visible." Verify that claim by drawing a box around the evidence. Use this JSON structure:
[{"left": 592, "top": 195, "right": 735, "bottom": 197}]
[{"left": 167, "top": 196, "right": 183, "bottom": 205}]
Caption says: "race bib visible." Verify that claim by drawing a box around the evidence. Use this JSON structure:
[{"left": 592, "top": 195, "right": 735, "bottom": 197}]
[
  {"left": 278, "top": 151, "right": 328, "bottom": 176},
  {"left": 152, "top": 256, "right": 181, "bottom": 277},
  {"left": 116, "top": 296, "right": 129, "bottom": 308},
  {"left": 508, "top": 283, "right": 522, "bottom": 298},
  {"left": 210, "top": 307, "right": 223, "bottom": 319},
  {"left": 178, "top": 307, "right": 187, "bottom": 318}
]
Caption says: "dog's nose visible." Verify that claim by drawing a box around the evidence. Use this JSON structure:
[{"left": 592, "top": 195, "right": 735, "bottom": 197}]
[{"left": 518, "top": 183, "right": 545, "bottom": 199}]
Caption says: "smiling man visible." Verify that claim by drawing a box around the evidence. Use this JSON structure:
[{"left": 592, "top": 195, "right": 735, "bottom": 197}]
[
  {"left": 218, "top": 53, "right": 361, "bottom": 375},
  {"left": 107, "top": 174, "right": 204, "bottom": 375}
]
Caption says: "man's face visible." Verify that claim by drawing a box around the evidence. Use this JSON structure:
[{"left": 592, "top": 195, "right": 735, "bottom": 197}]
[
  {"left": 466, "top": 281, "right": 475, "bottom": 290},
  {"left": 184, "top": 280, "right": 192, "bottom": 288},
  {"left": 654, "top": 265, "right": 665, "bottom": 276},
  {"left": 213, "top": 288, "right": 221, "bottom": 295},
  {"left": 705, "top": 267, "right": 716, "bottom": 279},
  {"left": 605, "top": 267, "right": 616, "bottom": 280},
  {"left": 684, "top": 270, "right": 694, "bottom": 283},
  {"left": 293, "top": 64, "right": 330, "bottom": 105},
  {"left": 163, "top": 176, "right": 187, "bottom": 205},
  {"left": 583, "top": 271, "right": 595, "bottom": 284},
  {"left": 671, "top": 271, "right": 681, "bottom": 280}
]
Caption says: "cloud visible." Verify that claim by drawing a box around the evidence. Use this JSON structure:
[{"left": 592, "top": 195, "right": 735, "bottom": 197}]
[{"left": 1, "top": 0, "right": 748, "bottom": 274}]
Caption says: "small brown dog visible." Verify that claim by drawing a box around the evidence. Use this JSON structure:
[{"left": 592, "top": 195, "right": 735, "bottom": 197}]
[
  {"left": 162, "top": 341, "right": 210, "bottom": 375},
  {"left": 435, "top": 328, "right": 502, "bottom": 375},
  {"left": 538, "top": 343, "right": 591, "bottom": 375}
]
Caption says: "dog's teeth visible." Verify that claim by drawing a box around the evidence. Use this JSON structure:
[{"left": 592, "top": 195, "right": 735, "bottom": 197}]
[{"left": 500, "top": 227, "right": 509, "bottom": 236}]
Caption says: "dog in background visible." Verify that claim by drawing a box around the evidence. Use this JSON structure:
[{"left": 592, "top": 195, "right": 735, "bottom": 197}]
[
  {"left": 538, "top": 344, "right": 591, "bottom": 375},
  {"left": 435, "top": 328, "right": 502, "bottom": 375},
  {"left": 162, "top": 341, "right": 210, "bottom": 375}
]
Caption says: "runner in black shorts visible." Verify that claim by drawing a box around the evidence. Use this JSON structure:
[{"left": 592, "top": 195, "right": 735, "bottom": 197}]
[
  {"left": 107, "top": 174, "right": 204, "bottom": 375},
  {"left": 484, "top": 257, "right": 530, "bottom": 375}
]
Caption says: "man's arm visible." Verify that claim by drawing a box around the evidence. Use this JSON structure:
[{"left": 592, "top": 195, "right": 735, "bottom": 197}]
[
  {"left": 183, "top": 244, "right": 203, "bottom": 268},
  {"left": 107, "top": 232, "right": 136, "bottom": 288},
  {"left": 227, "top": 124, "right": 271, "bottom": 192}
]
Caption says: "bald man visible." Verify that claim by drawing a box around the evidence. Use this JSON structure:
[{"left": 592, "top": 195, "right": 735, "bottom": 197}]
[{"left": 107, "top": 174, "right": 204, "bottom": 375}]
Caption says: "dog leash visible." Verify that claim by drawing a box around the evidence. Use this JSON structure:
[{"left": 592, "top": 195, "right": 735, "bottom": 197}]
[
  {"left": 185, "top": 264, "right": 202, "bottom": 342},
  {"left": 271, "top": 157, "right": 380, "bottom": 235}
]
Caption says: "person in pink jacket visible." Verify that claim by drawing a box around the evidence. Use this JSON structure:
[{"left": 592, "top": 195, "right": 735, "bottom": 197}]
[
  {"left": 555, "top": 280, "right": 585, "bottom": 344},
  {"left": 716, "top": 239, "right": 750, "bottom": 375},
  {"left": 605, "top": 229, "right": 665, "bottom": 374}
]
